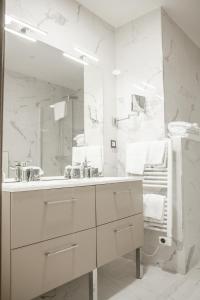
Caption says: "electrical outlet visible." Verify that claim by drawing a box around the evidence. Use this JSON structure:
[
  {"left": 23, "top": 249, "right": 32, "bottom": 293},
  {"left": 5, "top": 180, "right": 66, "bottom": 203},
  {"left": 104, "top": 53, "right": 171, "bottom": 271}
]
[{"left": 159, "top": 236, "right": 172, "bottom": 246}]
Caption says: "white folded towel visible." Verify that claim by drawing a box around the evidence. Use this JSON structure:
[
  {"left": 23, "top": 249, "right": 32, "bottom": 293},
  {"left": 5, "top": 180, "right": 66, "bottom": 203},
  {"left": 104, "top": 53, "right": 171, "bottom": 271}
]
[
  {"left": 126, "top": 142, "right": 148, "bottom": 175},
  {"left": 143, "top": 194, "right": 165, "bottom": 222},
  {"left": 146, "top": 141, "right": 167, "bottom": 166}
]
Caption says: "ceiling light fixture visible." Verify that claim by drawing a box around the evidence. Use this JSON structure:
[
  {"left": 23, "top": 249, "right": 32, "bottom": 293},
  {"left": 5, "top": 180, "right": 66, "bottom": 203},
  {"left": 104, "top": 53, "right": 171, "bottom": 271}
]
[
  {"left": 5, "top": 14, "right": 47, "bottom": 36},
  {"left": 5, "top": 27, "right": 37, "bottom": 42},
  {"left": 63, "top": 52, "right": 88, "bottom": 66},
  {"left": 74, "top": 47, "right": 99, "bottom": 62}
]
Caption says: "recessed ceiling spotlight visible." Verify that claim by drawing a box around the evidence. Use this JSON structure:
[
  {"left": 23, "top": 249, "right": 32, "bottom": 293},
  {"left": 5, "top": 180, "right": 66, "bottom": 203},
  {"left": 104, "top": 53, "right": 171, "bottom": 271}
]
[
  {"left": 5, "top": 14, "right": 47, "bottom": 36},
  {"left": 5, "top": 27, "right": 37, "bottom": 42},
  {"left": 63, "top": 52, "right": 88, "bottom": 66},
  {"left": 74, "top": 47, "right": 99, "bottom": 62},
  {"left": 112, "top": 69, "right": 121, "bottom": 76}
]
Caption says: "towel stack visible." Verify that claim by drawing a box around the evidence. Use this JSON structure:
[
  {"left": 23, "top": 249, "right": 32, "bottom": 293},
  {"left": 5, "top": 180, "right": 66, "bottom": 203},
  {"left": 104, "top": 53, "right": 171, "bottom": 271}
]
[{"left": 168, "top": 121, "right": 200, "bottom": 137}]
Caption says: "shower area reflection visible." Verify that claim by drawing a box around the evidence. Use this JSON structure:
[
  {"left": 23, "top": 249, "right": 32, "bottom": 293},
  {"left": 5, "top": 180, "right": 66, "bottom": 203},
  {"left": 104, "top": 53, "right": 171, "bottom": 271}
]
[
  {"left": 3, "top": 31, "right": 84, "bottom": 178},
  {"left": 40, "top": 92, "right": 84, "bottom": 176}
]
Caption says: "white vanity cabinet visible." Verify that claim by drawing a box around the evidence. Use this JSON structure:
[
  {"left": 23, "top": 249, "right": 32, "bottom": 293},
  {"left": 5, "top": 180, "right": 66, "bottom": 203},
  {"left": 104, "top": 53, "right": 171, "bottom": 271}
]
[{"left": 1, "top": 178, "right": 144, "bottom": 300}]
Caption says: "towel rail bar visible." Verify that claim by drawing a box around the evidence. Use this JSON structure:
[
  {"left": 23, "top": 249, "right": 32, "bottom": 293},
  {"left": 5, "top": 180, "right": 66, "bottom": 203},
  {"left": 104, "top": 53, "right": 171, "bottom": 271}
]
[{"left": 143, "top": 139, "right": 173, "bottom": 244}]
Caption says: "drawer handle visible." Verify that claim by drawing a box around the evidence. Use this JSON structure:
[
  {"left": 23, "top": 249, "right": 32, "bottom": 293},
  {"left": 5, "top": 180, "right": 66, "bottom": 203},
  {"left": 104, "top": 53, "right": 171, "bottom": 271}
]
[
  {"left": 45, "top": 199, "right": 77, "bottom": 205},
  {"left": 114, "top": 224, "right": 134, "bottom": 234},
  {"left": 45, "top": 243, "right": 79, "bottom": 257}
]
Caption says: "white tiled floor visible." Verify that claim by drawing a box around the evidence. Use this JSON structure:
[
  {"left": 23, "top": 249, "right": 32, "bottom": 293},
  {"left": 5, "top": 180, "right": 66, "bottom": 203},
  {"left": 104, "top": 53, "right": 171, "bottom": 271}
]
[
  {"left": 37, "top": 257, "right": 200, "bottom": 300},
  {"left": 99, "top": 258, "right": 200, "bottom": 300}
]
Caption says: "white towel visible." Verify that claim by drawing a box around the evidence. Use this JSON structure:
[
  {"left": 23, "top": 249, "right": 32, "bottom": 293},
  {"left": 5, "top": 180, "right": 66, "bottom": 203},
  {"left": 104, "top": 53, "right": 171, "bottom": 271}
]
[
  {"left": 52, "top": 101, "right": 66, "bottom": 121},
  {"left": 146, "top": 141, "right": 167, "bottom": 166},
  {"left": 143, "top": 194, "right": 165, "bottom": 222},
  {"left": 126, "top": 142, "right": 148, "bottom": 175},
  {"left": 86, "top": 145, "right": 103, "bottom": 172}
]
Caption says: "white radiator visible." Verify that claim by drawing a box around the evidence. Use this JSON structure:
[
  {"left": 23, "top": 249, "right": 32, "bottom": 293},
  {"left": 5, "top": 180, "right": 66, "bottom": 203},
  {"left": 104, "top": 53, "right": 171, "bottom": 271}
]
[{"left": 143, "top": 139, "right": 173, "bottom": 241}]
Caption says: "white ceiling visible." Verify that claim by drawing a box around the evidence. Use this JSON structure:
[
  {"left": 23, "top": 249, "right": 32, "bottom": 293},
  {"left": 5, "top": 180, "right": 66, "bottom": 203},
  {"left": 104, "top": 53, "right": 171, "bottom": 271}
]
[{"left": 77, "top": 0, "right": 200, "bottom": 48}]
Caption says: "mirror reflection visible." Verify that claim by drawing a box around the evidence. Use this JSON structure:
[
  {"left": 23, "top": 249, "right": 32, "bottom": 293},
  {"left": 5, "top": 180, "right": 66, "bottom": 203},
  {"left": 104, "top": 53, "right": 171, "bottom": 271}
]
[{"left": 3, "top": 32, "right": 84, "bottom": 178}]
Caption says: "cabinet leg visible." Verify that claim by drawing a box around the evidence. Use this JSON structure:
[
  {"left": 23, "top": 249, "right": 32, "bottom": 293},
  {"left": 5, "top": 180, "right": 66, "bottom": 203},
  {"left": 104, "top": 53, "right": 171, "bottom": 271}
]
[
  {"left": 136, "top": 248, "right": 143, "bottom": 279},
  {"left": 89, "top": 269, "right": 98, "bottom": 300}
]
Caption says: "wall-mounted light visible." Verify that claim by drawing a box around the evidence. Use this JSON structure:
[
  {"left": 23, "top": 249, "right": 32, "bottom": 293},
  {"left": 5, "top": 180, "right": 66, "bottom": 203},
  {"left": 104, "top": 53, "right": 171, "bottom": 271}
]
[
  {"left": 5, "top": 14, "right": 47, "bottom": 36},
  {"left": 5, "top": 27, "right": 37, "bottom": 42},
  {"left": 133, "top": 84, "right": 145, "bottom": 92},
  {"left": 63, "top": 52, "right": 88, "bottom": 66},
  {"left": 142, "top": 82, "right": 156, "bottom": 90},
  {"left": 74, "top": 47, "right": 99, "bottom": 62}
]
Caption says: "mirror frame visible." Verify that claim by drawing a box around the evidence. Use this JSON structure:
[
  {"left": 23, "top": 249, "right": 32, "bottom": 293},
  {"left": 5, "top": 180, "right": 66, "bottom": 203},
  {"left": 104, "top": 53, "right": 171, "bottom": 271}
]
[{"left": 0, "top": 0, "right": 5, "bottom": 294}]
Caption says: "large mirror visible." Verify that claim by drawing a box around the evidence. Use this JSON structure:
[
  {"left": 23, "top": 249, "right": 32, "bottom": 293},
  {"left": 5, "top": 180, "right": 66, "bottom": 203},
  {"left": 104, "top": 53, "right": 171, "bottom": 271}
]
[{"left": 3, "top": 32, "right": 85, "bottom": 178}]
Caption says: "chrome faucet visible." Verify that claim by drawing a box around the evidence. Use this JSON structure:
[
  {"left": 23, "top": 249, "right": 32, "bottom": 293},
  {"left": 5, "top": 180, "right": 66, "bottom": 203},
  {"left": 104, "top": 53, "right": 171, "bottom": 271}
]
[
  {"left": 10, "top": 161, "right": 43, "bottom": 182},
  {"left": 82, "top": 159, "right": 99, "bottom": 178}
]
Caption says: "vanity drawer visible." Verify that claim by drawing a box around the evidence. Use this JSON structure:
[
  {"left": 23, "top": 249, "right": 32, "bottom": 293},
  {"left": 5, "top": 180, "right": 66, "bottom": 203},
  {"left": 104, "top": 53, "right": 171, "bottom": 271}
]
[
  {"left": 97, "top": 214, "right": 144, "bottom": 267},
  {"left": 11, "top": 186, "right": 95, "bottom": 249},
  {"left": 11, "top": 228, "right": 96, "bottom": 300},
  {"left": 96, "top": 181, "right": 143, "bottom": 225}
]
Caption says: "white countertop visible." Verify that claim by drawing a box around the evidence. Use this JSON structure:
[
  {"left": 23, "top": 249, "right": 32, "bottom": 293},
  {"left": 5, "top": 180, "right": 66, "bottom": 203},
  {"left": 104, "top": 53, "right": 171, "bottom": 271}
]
[{"left": 2, "top": 176, "right": 142, "bottom": 192}]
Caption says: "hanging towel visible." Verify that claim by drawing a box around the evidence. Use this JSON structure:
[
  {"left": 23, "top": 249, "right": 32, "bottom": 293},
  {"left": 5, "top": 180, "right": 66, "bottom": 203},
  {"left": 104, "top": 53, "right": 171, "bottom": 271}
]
[
  {"left": 143, "top": 194, "right": 165, "bottom": 222},
  {"left": 52, "top": 101, "right": 66, "bottom": 121},
  {"left": 146, "top": 141, "right": 167, "bottom": 166},
  {"left": 126, "top": 142, "right": 148, "bottom": 175}
]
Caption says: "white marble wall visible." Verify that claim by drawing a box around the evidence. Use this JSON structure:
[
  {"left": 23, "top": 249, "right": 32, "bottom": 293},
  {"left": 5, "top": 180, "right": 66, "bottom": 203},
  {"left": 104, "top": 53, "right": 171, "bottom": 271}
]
[
  {"left": 6, "top": 0, "right": 117, "bottom": 176},
  {"left": 161, "top": 11, "right": 200, "bottom": 273},
  {"left": 162, "top": 10, "right": 200, "bottom": 126},
  {"left": 114, "top": 9, "right": 176, "bottom": 273},
  {"left": 181, "top": 138, "right": 200, "bottom": 273},
  {"left": 115, "top": 9, "right": 165, "bottom": 176}
]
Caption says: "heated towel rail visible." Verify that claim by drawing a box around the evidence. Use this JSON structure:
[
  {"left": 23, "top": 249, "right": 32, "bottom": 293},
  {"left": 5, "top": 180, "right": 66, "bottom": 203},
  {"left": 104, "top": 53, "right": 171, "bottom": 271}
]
[{"left": 143, "top": 139, "right": 173, "bottom": 242}]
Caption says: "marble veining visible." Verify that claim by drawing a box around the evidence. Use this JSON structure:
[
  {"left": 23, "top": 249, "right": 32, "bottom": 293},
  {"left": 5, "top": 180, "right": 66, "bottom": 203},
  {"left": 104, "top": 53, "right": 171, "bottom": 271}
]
[
  {"left": 162, "top": 10, "right": 200, "bottom": 125},
  {"left": 115, "top": 9, "right": 165, "bottom": 176}
]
